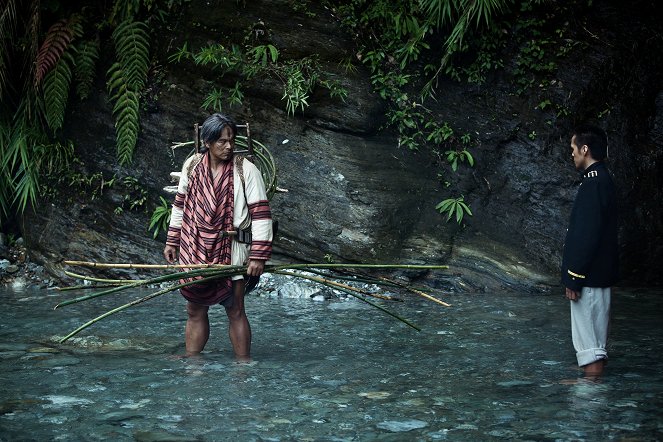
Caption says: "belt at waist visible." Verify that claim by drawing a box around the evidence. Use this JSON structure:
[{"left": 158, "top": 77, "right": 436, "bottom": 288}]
[{"left": 219, "top": 229, "right": 252, "bottom": 244}]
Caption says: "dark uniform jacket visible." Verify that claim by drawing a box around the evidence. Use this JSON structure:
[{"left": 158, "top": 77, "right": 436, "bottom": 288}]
[{"left": 561, "top": 161, "right": 619, "bottom": 291}]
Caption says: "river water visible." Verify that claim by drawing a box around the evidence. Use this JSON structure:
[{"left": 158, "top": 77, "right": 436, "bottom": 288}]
[{"left": 1, "top": 276, "right": 662, "bottom": 441}]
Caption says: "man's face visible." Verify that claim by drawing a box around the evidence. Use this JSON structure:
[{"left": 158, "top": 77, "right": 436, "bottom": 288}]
[
  {"left": 208, "top": 126, "right": 235, "bottom": 162},
  {"left": 570, "top": 135, "right": 588, "bottom": 171}
]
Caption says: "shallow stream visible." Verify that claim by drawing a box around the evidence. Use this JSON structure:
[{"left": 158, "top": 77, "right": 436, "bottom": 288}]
[{"left": 1, "top": 278, "right": 662, "bottom": 441}]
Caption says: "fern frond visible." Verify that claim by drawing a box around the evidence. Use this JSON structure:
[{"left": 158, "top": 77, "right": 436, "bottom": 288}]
[
  {"left": 107, "top": 62, "right": 140, "bottom": 165},
  {"left": 112, "top": 20, "right": 150, "bottom": 89},
  {"left": 35, "top": 19, "right": 75, "bottom": 86},
  {"left": 43, "top": 51, "right": 74, "bottom": 132},
  {"left": 74, "top": 38, "right": 100, "bottom": 100}
]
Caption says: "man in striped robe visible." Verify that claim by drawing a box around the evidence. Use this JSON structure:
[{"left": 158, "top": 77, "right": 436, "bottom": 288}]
[{"left": 164, "top": 114, "right": 272, "bottom": 360}]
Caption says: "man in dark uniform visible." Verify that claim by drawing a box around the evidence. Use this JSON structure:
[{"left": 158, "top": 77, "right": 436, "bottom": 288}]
[{"left": 561, "top": 124, "right": 619, "bottom": 377}]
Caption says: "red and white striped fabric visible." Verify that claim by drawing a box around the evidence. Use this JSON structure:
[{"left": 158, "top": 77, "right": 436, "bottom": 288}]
[{"left": 166, "top": 153, "right": 272, "bottom": 305}]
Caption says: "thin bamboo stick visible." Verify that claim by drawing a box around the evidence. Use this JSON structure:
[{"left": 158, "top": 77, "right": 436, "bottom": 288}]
[
  {"left": 64, "top": 261, "right": 238, "bottom": 270},
  {"left": 65, "top": 261, "right": 449, "bottom": 272},
  {"left": 57, "top": 284, "right": 123, "bottom": 291},
  {"left": 64, "top": 271, "right": 146, "bottom": 284}
]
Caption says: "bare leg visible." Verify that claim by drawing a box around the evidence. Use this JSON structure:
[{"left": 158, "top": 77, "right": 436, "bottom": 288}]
[
  {"left": 185, "top": 302, "right": 210, "bottom": 356},
  {"left": 583, "top": 359, "right": 606, "bottom": 377},
  {"left": 225, "top": 280, "right": 251, "bottom": 361}
]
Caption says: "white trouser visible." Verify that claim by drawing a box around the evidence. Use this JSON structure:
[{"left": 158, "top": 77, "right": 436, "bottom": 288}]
[
  {"left": 230, "top": 239, "right": 250, "bottom": 281},
  {"left": 570, "top": 287, "right": 611, "bottom": 366}
]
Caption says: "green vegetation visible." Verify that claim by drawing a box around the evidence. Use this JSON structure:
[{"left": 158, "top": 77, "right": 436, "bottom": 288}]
[
  {"left": 168, "top": 29, "right": 347, "bottom": 116},
  {"left": 0, "top": 0, "right": 592, "bottom": 233},
  {"left": 0, "top": 0, "right": 184, "bottom": 225},
  {"left": 435, "top": 195, "right": 473, "bottom": 224},
  {"left": 149, "top": 196, "right": 172, "bottom": 239},
  {"left": 323, "top": 0, "right": 591, "bottom": 223}
]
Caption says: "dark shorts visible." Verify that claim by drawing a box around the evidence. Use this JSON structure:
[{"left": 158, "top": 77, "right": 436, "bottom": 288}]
[{"left": 184, "top": 276, "right": 260, "bottom": 309}]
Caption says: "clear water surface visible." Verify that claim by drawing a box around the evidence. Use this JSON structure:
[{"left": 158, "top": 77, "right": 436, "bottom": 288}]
[{"left": 1, "top": 279, "right": 662, "bottom": 441}]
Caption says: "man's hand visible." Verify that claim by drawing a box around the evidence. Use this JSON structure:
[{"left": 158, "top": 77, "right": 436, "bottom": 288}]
[
  {"left": 164, "top": 245, "right": 178, "bottom": 263},
  {"left": 246, "top": 259, "right": 265, "bottom": 277},
  {"left": 565, "top": 287, "right": 581, "bottom": 301}
]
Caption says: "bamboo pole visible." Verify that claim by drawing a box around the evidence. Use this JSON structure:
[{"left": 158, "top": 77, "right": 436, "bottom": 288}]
[
  {"left": 64, "top": 260, "right": 449, "bottom": 272},
  {"left": 64, "top": 261, "right": 238, "bottom": 270},
  {"left": 64, "top": 271, "right": 146, "bottom": 284}
]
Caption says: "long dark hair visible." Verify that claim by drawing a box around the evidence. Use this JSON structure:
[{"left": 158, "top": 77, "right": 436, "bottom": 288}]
[{"left": 199, "top": 113, "right": 237, "bottom": 153}]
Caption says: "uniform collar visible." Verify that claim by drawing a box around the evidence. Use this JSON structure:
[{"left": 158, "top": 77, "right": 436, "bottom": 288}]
[{"left": 582, "top": 161, "right": 603, "bottom": 178}]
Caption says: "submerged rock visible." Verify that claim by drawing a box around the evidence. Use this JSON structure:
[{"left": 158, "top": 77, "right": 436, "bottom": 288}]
[{"left": 376, "top": 419, "right": 428, "bottom": 432}]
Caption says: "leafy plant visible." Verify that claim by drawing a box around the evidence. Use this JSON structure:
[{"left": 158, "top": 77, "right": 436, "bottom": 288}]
[
  {"left": 201, "top": 87, "right": 224, "bottom": 112},
  {"left": 0, "top": 0, "right": 160, "bottom": 222},
  {"left": 249, "top": 44, "right": 278, "bottom": 65},
  {"left": 149, "top": 196, "right": 172, "bottom": 239},
  {"left": 445, "top": 148, "right": 474, "bottom": 172},
  {"left": 228, "top": 82, "right": 244, "bottom": 106},
  {"left": 121, "top": 176, "right": 147, "bottom": 210},
  {"left": 436, "top": 195, "right": 473, "bottom": 224},
  {"left": 171, "top": 25, "right": 346, "bottom": 116}
]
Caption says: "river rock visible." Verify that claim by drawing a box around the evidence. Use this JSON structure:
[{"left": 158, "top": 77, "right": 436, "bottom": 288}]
[{"left": 376, "top": 419, "right": 428, "bottom": 432}]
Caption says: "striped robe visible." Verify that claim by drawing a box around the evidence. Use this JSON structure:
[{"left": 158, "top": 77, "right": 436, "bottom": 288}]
[{"left": 166, "top": 153, "right": 273, "bottom": 305}]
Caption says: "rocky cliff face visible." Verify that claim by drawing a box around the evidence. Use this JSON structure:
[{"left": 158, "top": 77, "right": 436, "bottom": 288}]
[{"left": 22, "top": 0, "right": 663, "bottom": 291}]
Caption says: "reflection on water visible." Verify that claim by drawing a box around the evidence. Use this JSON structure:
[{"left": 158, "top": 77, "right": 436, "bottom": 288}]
[{"left": 0, "top": 284, "right": 662, "bottom": 440}]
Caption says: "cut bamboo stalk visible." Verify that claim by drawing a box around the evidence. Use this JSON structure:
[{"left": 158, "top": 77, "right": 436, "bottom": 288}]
[{"left": 64, "top": 261, "right": 239, "bottom": 270}]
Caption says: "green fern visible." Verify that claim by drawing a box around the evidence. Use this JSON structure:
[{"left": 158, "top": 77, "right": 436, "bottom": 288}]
[
  {"left": 107, "top": 19, "right": 150, "bottom": 165},
  {"left": 108, "top": 63, "right": 140, "bottom": 165},
  {"left": 112, "top": 20, "right": 149, "bottom": 89},
  {"left": 43, "top": 51, "right": 74, "bottom": 132},
  {"left": 74, "top": 39, "right": 100, "bottom": 100},
  {"left": 34, "top": 18, "right": 75, "bottom": 85}
]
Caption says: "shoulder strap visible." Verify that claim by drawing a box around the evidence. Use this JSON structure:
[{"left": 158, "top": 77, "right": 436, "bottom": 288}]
[
  {"left": 186, "top": 153, "right": 205, "bottom": 179},
  {"left": 234, "top": 154, "right": 246, "bottom": 191}
]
